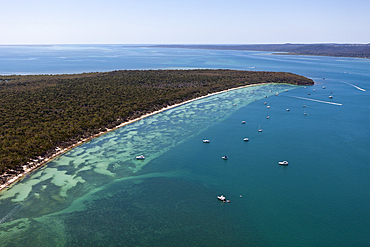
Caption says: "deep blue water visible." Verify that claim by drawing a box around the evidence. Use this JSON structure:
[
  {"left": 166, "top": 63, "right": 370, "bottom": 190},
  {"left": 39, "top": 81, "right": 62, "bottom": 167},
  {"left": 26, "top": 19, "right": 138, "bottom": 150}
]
[{"left": 0, "top": 45, "right": 369, "bottom": 246}]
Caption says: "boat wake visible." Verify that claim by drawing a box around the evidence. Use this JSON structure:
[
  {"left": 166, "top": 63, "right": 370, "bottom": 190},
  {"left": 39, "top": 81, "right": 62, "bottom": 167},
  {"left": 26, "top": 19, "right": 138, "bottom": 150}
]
[
  {"left": 0, "top": 204, "right": 21, "bottom": 224},
  {"left": 341, "top": 81, "right": 366, "bottom": 91},
  {"left": 288, "top": 96, "right": 343, "bottom": 106}
]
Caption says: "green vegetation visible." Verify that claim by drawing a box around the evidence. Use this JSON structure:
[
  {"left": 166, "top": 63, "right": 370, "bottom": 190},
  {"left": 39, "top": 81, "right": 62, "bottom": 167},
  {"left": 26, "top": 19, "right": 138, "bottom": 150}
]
[
  {"left": 151, "top": 44, "right": 370, "bottom": 58},
  {"left": 0, "top": 69, "right": 313, "bottom": 181}
]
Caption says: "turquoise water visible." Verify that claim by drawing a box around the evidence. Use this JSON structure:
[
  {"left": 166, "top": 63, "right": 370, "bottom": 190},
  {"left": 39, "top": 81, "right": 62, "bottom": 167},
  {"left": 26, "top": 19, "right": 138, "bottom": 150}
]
[{"left": 0, "top": 46, "right": 370, "bottom": 246}]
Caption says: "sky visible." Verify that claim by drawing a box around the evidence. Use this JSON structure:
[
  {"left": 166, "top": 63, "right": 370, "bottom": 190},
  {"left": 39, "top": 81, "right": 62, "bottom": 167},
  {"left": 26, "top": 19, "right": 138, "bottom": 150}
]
[{"left": 1, "top": 0, "right": 369, "bottom": 44}]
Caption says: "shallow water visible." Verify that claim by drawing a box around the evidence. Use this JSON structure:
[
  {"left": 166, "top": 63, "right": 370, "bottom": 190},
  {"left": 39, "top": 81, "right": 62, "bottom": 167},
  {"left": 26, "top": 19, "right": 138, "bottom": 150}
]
[{"left": 0, "top": 46, "right": 370, "bottom": 246}]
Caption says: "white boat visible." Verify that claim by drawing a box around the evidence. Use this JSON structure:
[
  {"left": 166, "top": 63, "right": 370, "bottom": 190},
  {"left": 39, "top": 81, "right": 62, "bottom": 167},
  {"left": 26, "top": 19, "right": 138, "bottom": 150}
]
[
  {"left": 258, "top": 125, "right": 263, "bottom": 132},
  {"left": 322, "top": 86, "right": 326, "bottom": 89},
  {"left": 267, "top": 105, "right": 270, "bottom": 109},
  {"left": 329, "top": 95, "right": 333, "bottom": 99},
  {"left": 279, "top": 161, "right": 289, "bottom": 166},
  {"left": 222, "top": 156, "right": 228, "bottom": 160},
  {"left": 217, "top": 195, "right": 226, "bottom": 202},
  {"left": 135, "top": 155, "right": 145, "bottom": 160},
  {"left": 244, "top": 138, "right": 249, "bottom": 141},
  {"left": 303, "top": 105, "right": 306, "bottom": 107},
  {"left": 286, "top": 108, "right": 290, "bottom": 111},
  {"left": 275, "top": 92, "right": 279, "bottom": 96},
  {"left": 241, "top": 121, "right": 246, "bottom": 124},
  {"left": 266, "top": 115, "right": 270, "bottom": 119},
  {"left": 203, "top": 139, "right": 210, "bottom": 143}
]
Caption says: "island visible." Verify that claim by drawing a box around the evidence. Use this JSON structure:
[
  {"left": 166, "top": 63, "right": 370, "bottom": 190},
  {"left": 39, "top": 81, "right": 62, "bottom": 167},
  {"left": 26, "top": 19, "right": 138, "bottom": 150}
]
[
  {"left": 0, "top": 69, "right": 314, "bottom": 189},
  {"left": 149, "top": 44, "right": 370, "bottom": 59}
]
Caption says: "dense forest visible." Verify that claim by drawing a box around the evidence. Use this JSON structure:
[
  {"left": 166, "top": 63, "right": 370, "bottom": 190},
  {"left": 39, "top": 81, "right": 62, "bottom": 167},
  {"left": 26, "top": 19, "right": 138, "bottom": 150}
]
[
  {"left": 0, "top": 69, "right": 314, "bottom": 182},
  {"left": 151, "top": 44, "right": 370, "bottom": 58}
]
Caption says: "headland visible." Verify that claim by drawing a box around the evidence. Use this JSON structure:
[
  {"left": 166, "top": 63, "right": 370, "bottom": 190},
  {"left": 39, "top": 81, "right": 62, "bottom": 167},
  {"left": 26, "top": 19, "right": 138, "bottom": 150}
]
[{"left": 0, "top": 69, "right": 314, "bottom": 191}]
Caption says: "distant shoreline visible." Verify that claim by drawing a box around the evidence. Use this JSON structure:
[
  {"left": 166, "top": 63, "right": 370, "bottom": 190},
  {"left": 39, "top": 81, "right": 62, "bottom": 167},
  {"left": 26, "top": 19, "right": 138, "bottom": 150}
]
[
  {"left": 0, "top": 82, "right": 269, "bottom": 193},
  {"left": 145, "top": 44, "right": 370, "bottom": 59}
]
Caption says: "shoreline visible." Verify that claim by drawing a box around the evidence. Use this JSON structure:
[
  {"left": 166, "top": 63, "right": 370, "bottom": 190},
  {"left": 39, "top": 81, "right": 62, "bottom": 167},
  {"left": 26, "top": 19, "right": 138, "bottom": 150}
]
[{"left": 0, "top": 82, "right": 268, "bottom": 193}]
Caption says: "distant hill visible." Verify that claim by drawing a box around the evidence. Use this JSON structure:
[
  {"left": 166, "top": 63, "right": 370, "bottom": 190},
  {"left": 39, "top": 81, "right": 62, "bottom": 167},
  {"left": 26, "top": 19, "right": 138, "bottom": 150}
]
[{"left": 150, "top": 44, "right": 370, "bottom": 58}]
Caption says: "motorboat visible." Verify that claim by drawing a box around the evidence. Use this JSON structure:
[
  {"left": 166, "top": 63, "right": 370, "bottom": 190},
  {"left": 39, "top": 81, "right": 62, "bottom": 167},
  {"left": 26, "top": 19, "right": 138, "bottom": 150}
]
[
  {"left": 242, "top": 121, "right": 246, "bottom": 124},
  {"left": 203, "top": 139, "right": 210, "bottom": 143},
  {"left": 267, "top": 105, "right": 270, "bottom": 109},
  {"left": 244, "top": 138, "right": 249, "bottom": 141},
  {"left": 217, "top": 195, "right": 226, "bottom": 202},
  {"left": 329, "top": 95, "right": 333, "bottom": 99},
  {"left": 286, "top": 109, "right": 290, "bottom": 111},
  {"left": 322, "top": 86, "right": 326, "bottom": 89},
  {"left": 279, "top": 161, "right": 289, "bottom": 166},
  {"left": 266, "top": 115, "right": 270, "bottom": 119},
  {"left": 222, "top": 156, "right": 228, "bottom": 160},
  {"left": 217, "top": 195, "right": 230, "bottom": 203},
  {"left": 135, "top": 155, "right": 145, "bottom": 160}
]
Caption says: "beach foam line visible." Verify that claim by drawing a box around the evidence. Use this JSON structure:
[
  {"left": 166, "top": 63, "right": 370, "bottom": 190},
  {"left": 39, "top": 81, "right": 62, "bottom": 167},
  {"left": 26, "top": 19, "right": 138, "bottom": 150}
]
[
  {"left": 340, "top": 81, "right": 366, "bottom": 91},
  {"left": 288, "top": 96, "right": 343, "bottom": 106}
]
